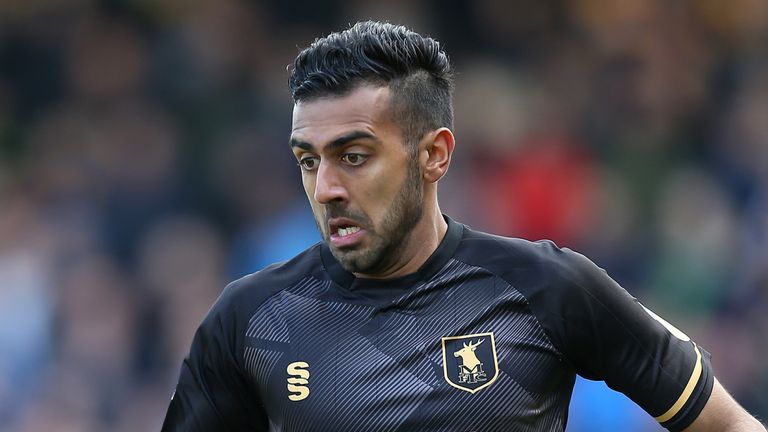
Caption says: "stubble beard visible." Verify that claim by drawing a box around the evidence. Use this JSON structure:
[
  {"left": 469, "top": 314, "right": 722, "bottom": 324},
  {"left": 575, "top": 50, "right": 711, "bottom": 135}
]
[{"left": 318, "top": 158, "right": 424, "bottom": 275}]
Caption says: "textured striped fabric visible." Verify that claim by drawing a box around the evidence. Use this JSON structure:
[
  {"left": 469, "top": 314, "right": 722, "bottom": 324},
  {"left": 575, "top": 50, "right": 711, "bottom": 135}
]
[{"left": 245, "top": 257, "right": 571, "bottom": 431}]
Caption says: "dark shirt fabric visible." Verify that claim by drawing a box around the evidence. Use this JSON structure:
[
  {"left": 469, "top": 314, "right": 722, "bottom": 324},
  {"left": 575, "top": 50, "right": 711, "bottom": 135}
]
[{"left": 162, "top": 216, "right": 713, "bottom": 431}]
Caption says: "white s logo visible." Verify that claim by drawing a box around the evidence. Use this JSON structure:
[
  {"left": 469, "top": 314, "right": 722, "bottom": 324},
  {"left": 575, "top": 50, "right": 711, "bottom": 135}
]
[{"left": 287, "top": 361, "right": 310, "bottom": 401}]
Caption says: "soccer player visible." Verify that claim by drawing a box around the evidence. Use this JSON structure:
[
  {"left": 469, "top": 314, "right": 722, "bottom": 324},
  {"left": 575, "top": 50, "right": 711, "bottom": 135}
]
[{"left": 162, "top": 21, "right": 765, "bottom": 431}]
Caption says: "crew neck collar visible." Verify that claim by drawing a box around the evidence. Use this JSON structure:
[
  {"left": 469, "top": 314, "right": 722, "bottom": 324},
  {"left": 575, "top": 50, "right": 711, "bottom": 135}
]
[{"left": 320, "top": 215, "right": 464, "bottom": 290}]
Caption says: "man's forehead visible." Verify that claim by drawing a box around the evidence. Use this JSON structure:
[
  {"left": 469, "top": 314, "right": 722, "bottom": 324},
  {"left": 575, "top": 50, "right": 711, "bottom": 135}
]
[{"left": 291, "top": 85, "right": 392, "bottom": 133}]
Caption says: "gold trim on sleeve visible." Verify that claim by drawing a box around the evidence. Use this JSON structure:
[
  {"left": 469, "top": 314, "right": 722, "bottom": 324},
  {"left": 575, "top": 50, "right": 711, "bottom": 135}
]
[{"left": 654, "top": 345, "right": 703, "bottom": 423}]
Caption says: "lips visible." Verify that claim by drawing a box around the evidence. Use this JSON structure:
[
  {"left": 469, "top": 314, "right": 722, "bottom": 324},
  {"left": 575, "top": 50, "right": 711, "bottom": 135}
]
[{"left": 328, "top": 217, "right": 366, "bottom": 248}]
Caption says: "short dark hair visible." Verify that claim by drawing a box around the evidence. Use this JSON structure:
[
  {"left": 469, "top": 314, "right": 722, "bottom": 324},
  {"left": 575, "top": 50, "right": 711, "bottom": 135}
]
[{"left": 288, "top": 21, "right": 454, "bottom": 150}]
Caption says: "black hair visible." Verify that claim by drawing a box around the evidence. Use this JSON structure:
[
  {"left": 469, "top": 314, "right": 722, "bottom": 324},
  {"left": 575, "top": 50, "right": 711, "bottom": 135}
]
[{"left": 288, "top": 21, "right": 454, "bottom": 150}]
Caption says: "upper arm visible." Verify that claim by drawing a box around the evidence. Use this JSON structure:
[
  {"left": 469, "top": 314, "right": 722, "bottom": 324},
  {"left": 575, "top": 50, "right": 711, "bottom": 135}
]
[
  {"left": 162, "top": 284, "right": 269, "bottom": 432},
  {"left": 533, "top": 245, "right": 765, "bottom": 431},
  {"left": 683, "top": 378, "right": 766, "bottom": 432},
  {"left": 527, "top": 244, "right": 714, "bottom": 430}
]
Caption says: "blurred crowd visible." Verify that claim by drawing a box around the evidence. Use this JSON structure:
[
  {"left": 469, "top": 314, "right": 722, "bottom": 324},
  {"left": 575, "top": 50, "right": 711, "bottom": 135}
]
[{"left": 0, "top": 1, "right": 766, "bottom": 431}]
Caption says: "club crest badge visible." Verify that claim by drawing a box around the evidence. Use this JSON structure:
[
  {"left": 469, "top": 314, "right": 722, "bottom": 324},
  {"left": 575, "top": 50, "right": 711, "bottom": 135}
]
[{"left": 441, "top": 332, "right": 499, "bottom": 394}]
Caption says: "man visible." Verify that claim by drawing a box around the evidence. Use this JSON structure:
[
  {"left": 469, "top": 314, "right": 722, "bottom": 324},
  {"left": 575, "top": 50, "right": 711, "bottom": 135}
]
[{"left": 162, "top": 21, "right": 765, "bottom": 431}]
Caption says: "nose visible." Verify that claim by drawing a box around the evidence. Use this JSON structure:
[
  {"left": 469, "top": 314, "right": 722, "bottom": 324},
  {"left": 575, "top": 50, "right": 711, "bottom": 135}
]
[{"left": 313, "top": 161, "right": 348, "bottom": 204}]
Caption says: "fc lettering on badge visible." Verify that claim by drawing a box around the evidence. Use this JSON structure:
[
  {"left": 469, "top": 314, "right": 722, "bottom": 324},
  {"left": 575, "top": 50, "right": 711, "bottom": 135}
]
[{"left": 286, "top": 361, "right": 310, "bottom": 401}]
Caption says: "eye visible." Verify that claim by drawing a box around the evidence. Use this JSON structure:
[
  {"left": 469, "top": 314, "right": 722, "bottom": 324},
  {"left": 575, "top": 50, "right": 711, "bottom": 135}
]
[
  {"left": 298, "top": 156, "right": 319, "bottom": 171},
  {"left": 341, "top": 153, "right": 368, "bottom": 166}
]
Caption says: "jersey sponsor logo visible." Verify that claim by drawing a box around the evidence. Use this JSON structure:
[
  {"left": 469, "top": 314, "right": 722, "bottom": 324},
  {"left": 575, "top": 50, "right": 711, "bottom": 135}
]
[
  {"left": 441, "top": 332, "right": 499, "bottom": 393},
  {"left": 286, "top": 361, "right": 310, "bottom": 401}
]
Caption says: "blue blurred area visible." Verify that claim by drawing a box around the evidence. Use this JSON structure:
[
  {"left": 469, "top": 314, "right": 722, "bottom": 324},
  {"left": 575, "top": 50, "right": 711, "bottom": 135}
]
[
  {"left": 229, "top": 200, "right": 321, "bottom": 278},
  {"left": 0, "top": 1, "right": 766, "bottom": 430},
  {"left": 567, "top": 377, "right": 663, "bottom": 432}
]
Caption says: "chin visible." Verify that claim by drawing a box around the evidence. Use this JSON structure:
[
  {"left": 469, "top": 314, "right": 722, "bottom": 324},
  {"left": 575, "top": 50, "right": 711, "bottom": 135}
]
[{"left": 332, "top": 249, "right": 375, "bottom": 274}]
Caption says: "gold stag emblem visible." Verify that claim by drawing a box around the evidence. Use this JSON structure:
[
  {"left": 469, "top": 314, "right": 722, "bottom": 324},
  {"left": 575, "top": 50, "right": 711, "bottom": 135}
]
[
  {"left": 441, "top": 332, "right": 499, "bottom": 394},
  {"left": 453, "top": 338, "right": 487, "bottom": 384}
]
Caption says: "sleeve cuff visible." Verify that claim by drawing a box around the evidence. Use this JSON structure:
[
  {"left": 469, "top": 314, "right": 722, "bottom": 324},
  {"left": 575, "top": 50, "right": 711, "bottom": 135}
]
[{"left": 657, "top": 344, "right": 715, "bottom": 431}]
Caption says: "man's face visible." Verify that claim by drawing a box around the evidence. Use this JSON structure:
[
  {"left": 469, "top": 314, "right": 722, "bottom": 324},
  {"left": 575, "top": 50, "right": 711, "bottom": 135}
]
[{"left": 290, "top": 85, "right": 424, "bottom": 275}]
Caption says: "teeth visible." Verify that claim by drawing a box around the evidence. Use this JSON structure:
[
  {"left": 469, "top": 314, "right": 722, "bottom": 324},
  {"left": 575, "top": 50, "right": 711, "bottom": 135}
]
[{"left": 338, "top": 226, "right": 361, "bottom": 237}]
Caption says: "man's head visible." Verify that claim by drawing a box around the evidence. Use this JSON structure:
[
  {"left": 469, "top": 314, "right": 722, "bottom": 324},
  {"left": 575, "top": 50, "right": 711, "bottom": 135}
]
[{"left": 288, "top": 22, "right": 455, "bottom": 277}]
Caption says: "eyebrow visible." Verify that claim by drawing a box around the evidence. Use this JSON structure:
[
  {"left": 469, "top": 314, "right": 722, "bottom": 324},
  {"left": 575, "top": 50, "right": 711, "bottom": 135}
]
[{"left": 289, "top": 130, "right": 379, "bottom": 152}]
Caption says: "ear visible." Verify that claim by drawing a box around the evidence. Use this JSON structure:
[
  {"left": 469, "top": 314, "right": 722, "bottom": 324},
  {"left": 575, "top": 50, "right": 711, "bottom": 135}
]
[{"left": 421, "top": 127, "right": 455, "bottom": 184}]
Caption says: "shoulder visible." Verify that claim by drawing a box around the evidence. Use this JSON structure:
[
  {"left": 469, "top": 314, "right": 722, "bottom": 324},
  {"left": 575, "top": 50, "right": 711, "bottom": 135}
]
[
  {"left": 454, "top": 226, "right": 597, "bottom": 293},
  {"left": 454, "top": 226, "right": 632, "bottom": 350}
]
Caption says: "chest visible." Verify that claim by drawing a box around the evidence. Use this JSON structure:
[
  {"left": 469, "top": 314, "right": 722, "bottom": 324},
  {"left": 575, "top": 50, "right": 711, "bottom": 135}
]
[{"left": 244, "top": 286, "right": 573, "bottom": 431}]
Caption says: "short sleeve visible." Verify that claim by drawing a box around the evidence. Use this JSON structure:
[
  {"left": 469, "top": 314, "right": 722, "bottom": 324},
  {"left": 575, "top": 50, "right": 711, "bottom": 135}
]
[
  {"left": 527, "top": 243, "right": 714, "bottom": 431},
  {"left": 162, "top": 283, "right": 269, "bottom": 431}
]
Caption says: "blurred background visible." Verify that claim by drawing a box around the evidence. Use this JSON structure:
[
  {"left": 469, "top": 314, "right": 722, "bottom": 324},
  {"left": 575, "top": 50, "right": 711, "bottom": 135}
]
[{"left": 0, "top": 0, "right": 766, "bottom": 430}]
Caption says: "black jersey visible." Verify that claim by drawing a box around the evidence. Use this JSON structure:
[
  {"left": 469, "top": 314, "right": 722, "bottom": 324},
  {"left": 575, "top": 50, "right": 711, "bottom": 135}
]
[{"left": 162, "top": 216, "right": 713, "bottom": 431}]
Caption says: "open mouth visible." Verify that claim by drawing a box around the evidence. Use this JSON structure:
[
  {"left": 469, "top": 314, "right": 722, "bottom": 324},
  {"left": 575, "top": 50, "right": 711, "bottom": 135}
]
[
  {"left": 328, "top": 218, "right": 366, "bottom": 246},
  {"left": 329, "top": 217, "right": 361, "bottom": 234}
]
